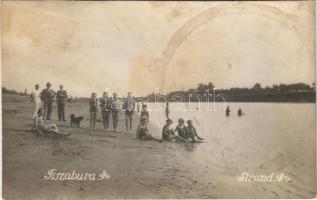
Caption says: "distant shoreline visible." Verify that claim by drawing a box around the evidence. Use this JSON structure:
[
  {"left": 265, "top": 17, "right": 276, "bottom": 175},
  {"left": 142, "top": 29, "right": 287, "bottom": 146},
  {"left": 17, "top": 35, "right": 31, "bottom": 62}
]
[{"left": 5, "top": 93, "right": 314, "bottom": 104}]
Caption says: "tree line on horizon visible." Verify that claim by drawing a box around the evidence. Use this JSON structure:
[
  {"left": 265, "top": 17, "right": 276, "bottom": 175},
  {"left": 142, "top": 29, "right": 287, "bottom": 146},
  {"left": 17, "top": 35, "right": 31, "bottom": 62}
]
[
  {"left": 144, "top": 82, "right": 316, "bottom": 102},
  {"left": 3, "top": 81, "right": 316, "bottom": 103},
  {"left": 2, "top": 87, "right": 28, "bottom": 96}
]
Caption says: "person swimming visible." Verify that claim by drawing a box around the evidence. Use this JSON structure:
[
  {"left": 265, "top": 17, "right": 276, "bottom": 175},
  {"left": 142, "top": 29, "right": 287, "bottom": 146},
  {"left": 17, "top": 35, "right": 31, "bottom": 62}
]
[
  {"left": 186, "top": 120, "right": 204, "bottom": 142},
  {"left": 237, "top": 108, "right": 244, "bottom": 116},
  {"left": 136, "top": 117, "right": 161, "bottom": 142}
]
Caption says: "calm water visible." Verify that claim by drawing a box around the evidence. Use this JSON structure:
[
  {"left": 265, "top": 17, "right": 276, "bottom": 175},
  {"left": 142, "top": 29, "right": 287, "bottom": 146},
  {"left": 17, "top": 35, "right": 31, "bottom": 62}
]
[
  {"left": 147, "top": 102, "right": 315, "bottom": 168},
  {"left": 146, "top": 102, "right": 315, "bottom": 197}
]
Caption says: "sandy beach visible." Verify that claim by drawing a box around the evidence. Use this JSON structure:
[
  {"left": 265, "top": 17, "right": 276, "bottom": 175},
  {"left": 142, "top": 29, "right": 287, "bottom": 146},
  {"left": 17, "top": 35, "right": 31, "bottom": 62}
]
[{"left": 3, "top": 94, "right": 316, "bottom": 199}]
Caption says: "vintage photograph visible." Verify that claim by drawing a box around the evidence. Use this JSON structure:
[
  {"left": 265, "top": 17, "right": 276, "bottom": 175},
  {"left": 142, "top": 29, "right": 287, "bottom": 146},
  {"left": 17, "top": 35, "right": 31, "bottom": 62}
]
[{"left": 1, "top": 1, "right": 316, "bottom": 199}]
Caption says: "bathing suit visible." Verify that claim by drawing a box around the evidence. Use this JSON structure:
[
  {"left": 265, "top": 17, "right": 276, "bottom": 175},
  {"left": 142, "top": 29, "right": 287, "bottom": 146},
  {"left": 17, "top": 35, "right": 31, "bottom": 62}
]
[
  {"left": 137, "top": 125, "right": 149, "bottom": 139},
  {"left": 175, "top": 125, "right": 187, "bottom": 138},
  {"left": 89, "top": 99, "right": 97, "bottom": 112}
]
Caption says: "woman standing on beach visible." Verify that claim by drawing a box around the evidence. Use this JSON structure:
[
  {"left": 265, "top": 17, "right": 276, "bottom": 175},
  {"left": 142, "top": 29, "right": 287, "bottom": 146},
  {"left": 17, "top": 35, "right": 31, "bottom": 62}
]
[
  {"left": 89, "top": 92, "right": 98, "bottom": 131},
  {"left": 31, "top": 84, "right": 41, "bottom": 120}
]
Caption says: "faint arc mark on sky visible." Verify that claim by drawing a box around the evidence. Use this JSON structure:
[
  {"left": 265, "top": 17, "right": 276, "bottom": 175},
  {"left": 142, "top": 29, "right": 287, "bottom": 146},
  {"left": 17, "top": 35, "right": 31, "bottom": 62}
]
[{"left": 157, "top": 3, "right": 310, "bottom": 92}]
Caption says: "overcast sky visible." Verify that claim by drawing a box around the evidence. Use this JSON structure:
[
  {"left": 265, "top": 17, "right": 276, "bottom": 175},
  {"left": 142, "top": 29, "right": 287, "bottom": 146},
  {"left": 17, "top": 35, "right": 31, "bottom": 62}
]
[{"left": 2, "top": 1, "right": 315, "bottom": 97}]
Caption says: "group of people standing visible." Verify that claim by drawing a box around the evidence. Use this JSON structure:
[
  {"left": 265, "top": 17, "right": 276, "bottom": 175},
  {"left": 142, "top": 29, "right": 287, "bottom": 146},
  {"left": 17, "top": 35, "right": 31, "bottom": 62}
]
[
  {"left": 31, "top": 82, "right": 69, "bottom": 121},
  {"left": 89, "top": 91, "right": 136, "bottom": 133},
  {"left": 30, "top": 84, "right": 204, "bottom": 142},
  {"left": 31, "top": 82, "right": 70, "bottom": 135}
]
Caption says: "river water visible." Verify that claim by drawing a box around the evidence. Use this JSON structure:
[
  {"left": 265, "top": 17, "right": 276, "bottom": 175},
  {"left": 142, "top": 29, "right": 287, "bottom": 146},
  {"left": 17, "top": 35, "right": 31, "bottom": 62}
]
[{"left": 145, "top": 102, "right": 315, "bottom": 197}]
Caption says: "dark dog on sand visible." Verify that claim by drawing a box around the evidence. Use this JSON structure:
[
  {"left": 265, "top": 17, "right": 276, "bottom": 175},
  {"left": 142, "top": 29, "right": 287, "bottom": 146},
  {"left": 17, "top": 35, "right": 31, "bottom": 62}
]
[{"left": 70, "top": 114, "right": 84, "bottom": 128}]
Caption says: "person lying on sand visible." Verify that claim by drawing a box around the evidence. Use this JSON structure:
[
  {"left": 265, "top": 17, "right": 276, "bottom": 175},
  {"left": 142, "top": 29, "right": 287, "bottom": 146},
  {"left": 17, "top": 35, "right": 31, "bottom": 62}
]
[
  {"left": 33, "top": 108, "right": 70, "bottom": 136},
  {"left": 186, "top": 120, "right": 204, "bottom": 142},
  {"left": 162, "top": 119, "right": 188, "bottom": 142},
  {"left": 136, "top": 117, "right": 161, "bottom": 142}
]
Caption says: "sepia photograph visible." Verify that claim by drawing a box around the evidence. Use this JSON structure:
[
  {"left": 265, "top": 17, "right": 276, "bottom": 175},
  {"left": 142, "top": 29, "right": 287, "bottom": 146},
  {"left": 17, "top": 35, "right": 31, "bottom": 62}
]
[{"left": 1, "top": 1, "right": 316, "bottom": 199}]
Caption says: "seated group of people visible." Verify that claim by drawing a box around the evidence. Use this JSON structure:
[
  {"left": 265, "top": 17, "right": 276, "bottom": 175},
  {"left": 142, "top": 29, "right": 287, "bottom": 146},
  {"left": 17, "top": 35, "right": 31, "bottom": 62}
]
[{"left": 136, "top": 113, "right": 204, "bottom": 143}]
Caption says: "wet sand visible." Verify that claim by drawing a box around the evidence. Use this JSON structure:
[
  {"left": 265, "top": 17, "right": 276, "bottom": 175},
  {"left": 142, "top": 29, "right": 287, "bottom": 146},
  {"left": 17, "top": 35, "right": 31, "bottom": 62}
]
[{"left": 2, "top": 94, "right": 316, "bottom": 199}]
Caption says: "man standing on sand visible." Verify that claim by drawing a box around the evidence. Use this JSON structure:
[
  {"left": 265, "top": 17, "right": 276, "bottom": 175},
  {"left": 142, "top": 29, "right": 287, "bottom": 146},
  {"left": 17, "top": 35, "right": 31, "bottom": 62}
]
[
  {"left": 111, "top": 93, "right": 121, "bottom": 133},
  {"left": 56, "top": 85, "right": 68, "bottom": 121},
  {"left": 41, "top": 82, "right": 56, "bottom": 120},
  {"left": 124, "top": 92, "right": 135, "bottom": 132},
  {"left": 100, "top": 92, "right": 111, "bottom": 130}
]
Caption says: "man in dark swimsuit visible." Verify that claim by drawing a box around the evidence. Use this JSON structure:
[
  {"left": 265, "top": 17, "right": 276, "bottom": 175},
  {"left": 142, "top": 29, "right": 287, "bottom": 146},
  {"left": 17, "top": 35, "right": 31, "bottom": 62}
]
[
  {"left": 41, "top": 82, "right": 56, "bottom": 120},
  {"left": 100, "top": 92, "right": 111, "bottom": 130}
]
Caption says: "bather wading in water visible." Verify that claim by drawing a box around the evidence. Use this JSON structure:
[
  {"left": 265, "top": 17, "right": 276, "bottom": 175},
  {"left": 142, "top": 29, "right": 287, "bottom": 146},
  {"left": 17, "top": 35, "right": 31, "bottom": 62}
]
[
  {"left": 175, "top": 118, "right": 189, "bottom": 140},
  {"left": 186, "top": 120, "right": 204, "bottom": 142},
  {"left": 162, "top": 119, "right": 188, "bottom": 142},
  {"left": 225, "top": 106, "right": 230, "bottom": 117},
  {"left": 136, "top": 117, "right": 162, "bottom": 142}
]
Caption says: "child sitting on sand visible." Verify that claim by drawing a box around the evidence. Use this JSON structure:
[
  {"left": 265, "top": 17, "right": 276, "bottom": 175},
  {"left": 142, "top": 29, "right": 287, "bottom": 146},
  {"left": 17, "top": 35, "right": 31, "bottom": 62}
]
[
  {"left": 136, "top": 117, "right": 161, "bottom": 142},
  {"left": 33, "top": 108, "right": 70, "bottom": 135},
  {"left": 186, "top": 120, "right": 204, "bottom": 142}
]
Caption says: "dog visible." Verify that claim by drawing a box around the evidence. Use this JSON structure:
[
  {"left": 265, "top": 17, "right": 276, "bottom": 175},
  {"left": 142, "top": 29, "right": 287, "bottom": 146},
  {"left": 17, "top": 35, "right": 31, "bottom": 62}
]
[{"left": 70, "top": 114, "right": 84, "bottom": 128}]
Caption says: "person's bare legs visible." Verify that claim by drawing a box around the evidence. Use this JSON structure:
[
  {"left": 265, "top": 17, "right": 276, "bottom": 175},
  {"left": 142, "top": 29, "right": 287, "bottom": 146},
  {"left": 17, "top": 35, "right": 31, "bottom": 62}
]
[
  {"left": 92, "top": 112, "right": 96, "bottom": 130},
  {"left": 125, "top": 113, "right": 133, "bottom": 132},
  {"left": 129, "top": 114, "right": 133, "bottom": 131},
  {"left": 148, "top": 135, "right": 161, "bottom": 142},
  {"left": 90, "top": 111, "right": 96, "bottom": 131},
  {"left": 102, "top": 112, "right": 106, "bottom": 129},
  {"left": 125, "top": 113, "right": 128, "bottom": 131},
  {"left": 175, "top": 135, "right": 189, "bottom": 142},
  {"left": 44, "top": 124, "right": 58, "bottom": 131},
  {"left": 112, "top": 112, "right": 116, "bottom": 132},
  {"left": 90, "top": 111, "right": 93, "bottom": 130},
  {"left": 105, "top": 111, "right": 110, "bottom": 129},
  {"left": 143, "top": 134, "right": 162, "bottom": 142}
]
